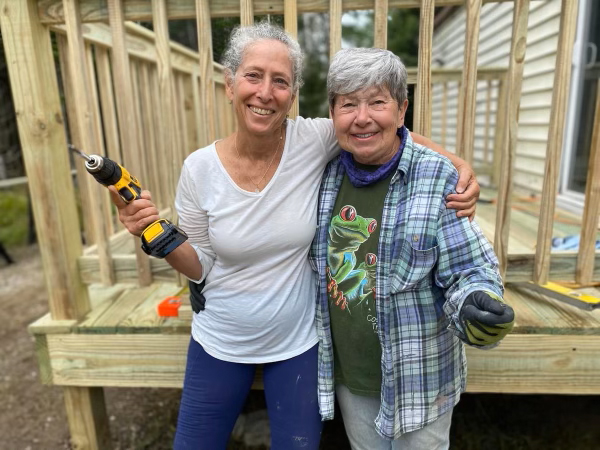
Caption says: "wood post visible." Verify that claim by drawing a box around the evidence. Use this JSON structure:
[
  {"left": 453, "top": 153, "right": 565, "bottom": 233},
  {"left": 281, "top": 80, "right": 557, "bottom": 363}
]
[
  {"left": 152, "top": 0, "right": 178, "bottom": 203},
  {"left": 284, "top": 0, "right": 300, "bottom": 119},
  {"left": 107, "top": 0, "right": 153, "bottom": 286},
  {"left": 196, "top": 0, "right": 218, "bottom": 143},
  {"left": 240, "top": 0, "right": 254, "bottom": 26},
  {"left": 455, "top": 0, "right": 481, "bottom": 164},
  {"left": 492, "top": 77, "right": 507, "bottom": 188},
  {"left": 493, "top": 0, "right": 530, "bottom": 277},
  {"left": 576, "top": 79, "right": 600, "bottom": 285},
  {"left": 373, "top": 0, "right": 388, "bottom": 49},
  {"left": 64, "top": 1, "right": 115, "bottom": 286},
  {"left": 0, "top": 0, "right": 89, "bottom": 319},
  {"left": 1, "top": 1, "right": 111, "bottom": 448},
  {"left": 534, "top": 0, "right": 579, "bottom": 285},
  {"left": 63, "top": 386, "right": 111, "bottom": 450},
  {"left": 413, "top": 0, "right": 434, "bottom": 137},
  {"left": 329, "top": 0, "right": 342, "bottom": 59}
]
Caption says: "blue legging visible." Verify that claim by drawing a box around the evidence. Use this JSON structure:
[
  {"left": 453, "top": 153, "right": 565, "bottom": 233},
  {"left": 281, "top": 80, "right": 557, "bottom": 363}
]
[{"left": 173, "top": 338, "right": 322, "bottom": 449}]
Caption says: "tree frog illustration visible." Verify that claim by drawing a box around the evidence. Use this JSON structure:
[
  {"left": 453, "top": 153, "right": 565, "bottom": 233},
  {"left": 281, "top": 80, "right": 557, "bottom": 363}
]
[{"left": 327, "top": 205, "right": 377, "bottom": 311}]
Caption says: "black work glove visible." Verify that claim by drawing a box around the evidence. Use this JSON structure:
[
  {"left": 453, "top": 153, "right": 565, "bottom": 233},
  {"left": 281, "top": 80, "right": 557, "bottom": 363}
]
[
  {"left": 458, "top": 291, "right": 514, "bottom": 346},
  {"left": 188, "top": 280, "right": 206, "bottom": 313}
]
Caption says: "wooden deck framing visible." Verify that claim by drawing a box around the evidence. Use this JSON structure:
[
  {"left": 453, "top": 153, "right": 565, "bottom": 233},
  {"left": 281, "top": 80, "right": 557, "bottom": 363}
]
[
  {"left": 1, "top": 0, "right": 598, "bottom": 448},
  {"left": 29, "top": 281, "right": 600, "bottom": 394}
]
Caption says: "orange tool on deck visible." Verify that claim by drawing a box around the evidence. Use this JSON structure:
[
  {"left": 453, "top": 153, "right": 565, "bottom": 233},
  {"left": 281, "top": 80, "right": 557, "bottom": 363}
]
[{"left": 157, "top": 286, "right": 189, "bottom": 317}]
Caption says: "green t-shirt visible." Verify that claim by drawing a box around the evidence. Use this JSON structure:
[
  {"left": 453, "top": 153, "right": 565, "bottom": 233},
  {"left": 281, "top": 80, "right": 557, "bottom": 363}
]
[{"left": 327, "top": 167, "right": 392, "bottom": 396}]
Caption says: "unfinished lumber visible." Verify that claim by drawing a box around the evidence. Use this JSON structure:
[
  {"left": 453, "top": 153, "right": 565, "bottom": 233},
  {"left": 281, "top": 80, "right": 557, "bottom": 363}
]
[
  {"left": 108, "top": 0, "right": 153, "bottom": 286},
  {"left": 493, "top": 0, "right": 530, "bottom": 276},
  {"left": 455, "top": 0, "right": 481, "bottom": 164},
  {"left": 63, "top": 387, "right": 111, "bottom": 450},
  {"left": 284, "top": 0, "right": 300, "bottom": 118},
  {"left": 37, "top": 0, "right": 520, "bottom": 23},
  {"left": 534, "top": 0, "right": 579, "bottom": 284},
  {"left": 373, "top": 0, "right": 388, "bottom": 49},
  {"left": 576, "top": 79, "right": 600, "bottom": 285},
  {"left": 413, "top": 0, "right": 434, "bottom": 137},
  {"left": 196, "top": 0, "right": 218, "bottom": 143},
  {"left": 329, "top": 0, "right": 342, "bottom": 58},
  {"left": 0, "top": 0, "right": 89, "bottom": 320}
]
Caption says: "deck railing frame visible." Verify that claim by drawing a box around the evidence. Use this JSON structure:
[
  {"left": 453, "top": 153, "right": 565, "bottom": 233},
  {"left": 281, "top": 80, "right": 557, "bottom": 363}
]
[{"left": 1, "top": 0, "right": 597, "bottom": 448}]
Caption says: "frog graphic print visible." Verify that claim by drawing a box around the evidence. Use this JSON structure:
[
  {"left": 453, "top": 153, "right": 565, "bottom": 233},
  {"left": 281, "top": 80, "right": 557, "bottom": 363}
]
[{"left": 327, "top": 205, "right": 378, "bottom": 322}]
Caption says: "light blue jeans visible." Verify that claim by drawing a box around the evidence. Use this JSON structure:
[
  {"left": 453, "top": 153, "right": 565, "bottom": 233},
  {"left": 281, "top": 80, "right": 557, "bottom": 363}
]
[{"left": 336, "top": 384, "right": 453, "bottom": 450}]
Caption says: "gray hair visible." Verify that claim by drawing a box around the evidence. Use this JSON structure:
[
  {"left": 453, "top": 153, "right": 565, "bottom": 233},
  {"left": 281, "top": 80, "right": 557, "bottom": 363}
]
[
  {"left": 327, "top": 48, "right": 408, "bottom": 109},
  {"left": 222, "top": 21, "right": 304, "bottom": 93}
]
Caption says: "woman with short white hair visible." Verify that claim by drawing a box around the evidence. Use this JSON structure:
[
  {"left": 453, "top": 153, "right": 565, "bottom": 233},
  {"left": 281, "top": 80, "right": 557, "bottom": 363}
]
[{"left": 311, "top": 47, "right": 514, "bottom": 450}]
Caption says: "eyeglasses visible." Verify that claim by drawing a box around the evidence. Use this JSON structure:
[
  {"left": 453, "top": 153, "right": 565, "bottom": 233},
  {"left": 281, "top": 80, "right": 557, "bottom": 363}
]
[{"left": 335, "top": 98, "right": 397, "bottom": 114}]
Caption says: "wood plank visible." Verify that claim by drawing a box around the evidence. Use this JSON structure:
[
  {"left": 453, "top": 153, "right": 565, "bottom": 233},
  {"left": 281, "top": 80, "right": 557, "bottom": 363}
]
[
  {"left": 576, "top": 79, "right": 600, "bottom": 285},
  {"left": 38, "top": 0, "right": 519, "bottom": 23},
  {"left": 129, "top": 61, "right": 151, "bottom": 187},
  {"left": 464, "top": 334, "right": 600, "bottom": 394},
  {"left": 79, "top": 255, "right": 177, "bottom": 284},
  {"left": 493, "top": 0, "right": 530, "bottom": 276},
  {"left": 152, "top": 0, "right": 178, "bottom": 203},
  {"left": 177, "top": 74, "right": 191, "bottom": 161},
  {"left": 483, "top": 80, "right": 491, "bottom": 162},
  {"left": 373, "top": 0, "right": 388, "bottom": 49},
  {"left": 240, "top": 0, "right": 254, "bottom": 25},
  {"left": 79, "top": 285, "right": 158, "bottom": 333},
  {"left": 48, "top": 333, "right": 189, "bottom": 387},
  {"left": 329, "top": 0, "right": 342, "bottom": 59},
  {"left": 412, "top": 0, "right": 434, "bottom": 136},
  {"left": 284, "top": 0, "right": 300, "bottom": 119},
  {"left": 138, "top": 63, "right": 161, "bottom": 206},
  {"left": 0, "top": 0, "right": 89, "bottom": 320},
  {"left": 534, "top": 0, "right": 579, "bottom": 284},
  {"left": 107, "top": 0, "right": 153, "bottom": 286},
  {"left": 117, "top": 283, "right": 182, "bottom": 333},
  {"left": 29, "top": 313, "right": 77, "bottom": 335},
  {"left": 44, "top": 332, "right": 600, "bottom": 394},
  {"left": 94, "top": 46, "right": 122, "bottom": 163},
  {"left": 455, "top": 0, "right": 481, "bottom": 164},
  {"left": 441, "top": 82, "right": 448, "bottom": 147},
  {"left": 505, "top": 254, "right": 600, "bottom": 283},
  {"left": 52, "top": 22, "right": 200, "bottom": 75},
  {"left": 86, "top": 43, "right": 116, "bottom": 238},
  {"left": 56, "top": 34, "right": 96, "bottom": 247},
  {"left": 505, "top": 285, "right": 600, "bottom": 334},
  {"left": 34, "top": 335, "right": 53, "bottom": 384},
  {"left": 63, "top": 386, "right": 111, "bottom": 450},
  {"left": 492, "top": 77, "right": 507, "bottom": 187},
  {"left": 78, "top": 285, "right": 133, "bottom": 330},
  {"left": 196, "top": 0, "right": 217, "bottom": 143},
  {"left": 191, "top": 71, "right": 205, "bottom": 148},
  {"left": 64, "top": 0, "right": 115, "bottom": 286}
]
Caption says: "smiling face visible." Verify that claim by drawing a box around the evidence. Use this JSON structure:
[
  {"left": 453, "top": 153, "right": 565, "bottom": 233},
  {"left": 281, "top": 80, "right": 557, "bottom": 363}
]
[
  {"left": 331, "top": 86, "right": 408, "bottom": 165},
  {"left": 226, "top": 39, "right": 295, "bottom": 137}
]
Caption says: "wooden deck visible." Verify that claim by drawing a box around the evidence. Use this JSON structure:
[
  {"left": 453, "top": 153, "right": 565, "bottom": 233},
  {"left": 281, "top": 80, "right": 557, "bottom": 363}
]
[
  {"left": 29, "top": 191, "right": 600, "bottom": 394},
  {"left": 29, "top": 279, "right": 600, "bottom": 395}
]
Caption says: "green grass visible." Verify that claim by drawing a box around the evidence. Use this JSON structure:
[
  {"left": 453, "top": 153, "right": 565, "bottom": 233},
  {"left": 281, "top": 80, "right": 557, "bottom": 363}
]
[{"left": 0, "top": 186, "right": 29, "bottom": 247}]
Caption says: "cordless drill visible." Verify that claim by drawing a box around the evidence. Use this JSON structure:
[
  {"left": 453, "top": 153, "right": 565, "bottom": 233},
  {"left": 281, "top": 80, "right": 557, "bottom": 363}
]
[{"left": 69, "top": 145, "right": 187, "bottom": 259}]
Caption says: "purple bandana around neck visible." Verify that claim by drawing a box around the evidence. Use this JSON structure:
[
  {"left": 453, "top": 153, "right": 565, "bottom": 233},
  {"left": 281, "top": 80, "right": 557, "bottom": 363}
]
[{"left": 340, "top": 126, "right": 407, "bottom": 187}]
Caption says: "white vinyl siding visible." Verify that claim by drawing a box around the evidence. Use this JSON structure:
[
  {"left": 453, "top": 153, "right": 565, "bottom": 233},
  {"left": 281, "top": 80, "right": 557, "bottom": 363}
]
[{"left": 430, "top": 0, "right": 561, "bottom": 195}]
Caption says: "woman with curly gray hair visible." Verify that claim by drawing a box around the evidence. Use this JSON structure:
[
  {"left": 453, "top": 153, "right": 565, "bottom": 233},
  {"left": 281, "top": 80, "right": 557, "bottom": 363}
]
[{"left": 110, "top": 22, "right": 479, "bottom": 450}]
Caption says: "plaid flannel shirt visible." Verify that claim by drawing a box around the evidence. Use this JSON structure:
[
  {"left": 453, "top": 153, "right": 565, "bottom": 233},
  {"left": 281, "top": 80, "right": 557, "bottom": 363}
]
[{"left": 310, "top": 133, "right": 503, "bottom": 439}]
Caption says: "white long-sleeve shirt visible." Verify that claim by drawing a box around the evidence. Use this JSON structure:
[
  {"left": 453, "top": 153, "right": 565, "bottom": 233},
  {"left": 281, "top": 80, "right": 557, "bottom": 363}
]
[{"left": 175, "top": 117, "right": 339, "bottom": 363}]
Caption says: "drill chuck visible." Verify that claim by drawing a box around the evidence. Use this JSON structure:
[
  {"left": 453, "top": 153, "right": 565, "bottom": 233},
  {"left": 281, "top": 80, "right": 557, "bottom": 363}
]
[{"left": 85, "top": 155, "right": 123, "bottom": 187}]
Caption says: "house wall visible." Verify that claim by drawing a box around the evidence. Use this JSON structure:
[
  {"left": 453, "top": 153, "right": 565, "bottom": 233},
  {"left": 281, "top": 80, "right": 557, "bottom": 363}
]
[{"left": 431, "top": 0, "right": 561, "bottom": 194}]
